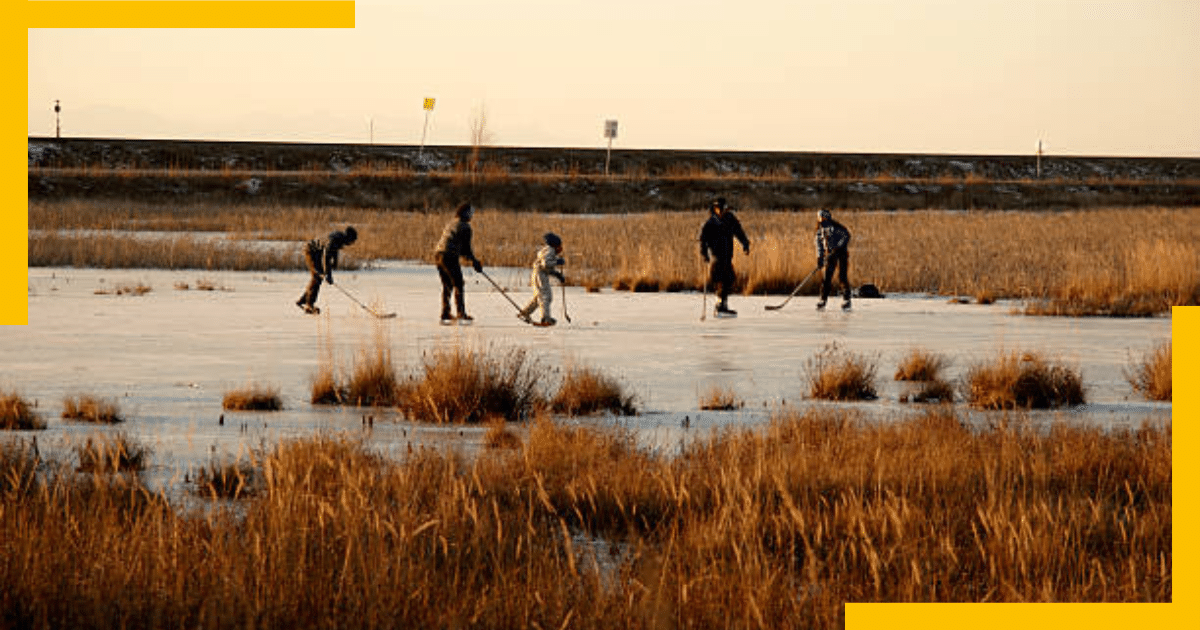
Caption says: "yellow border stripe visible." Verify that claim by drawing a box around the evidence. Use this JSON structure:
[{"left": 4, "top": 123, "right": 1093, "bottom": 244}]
[{"left": 26, "top": 1, "right": 355, "bottom": 29}]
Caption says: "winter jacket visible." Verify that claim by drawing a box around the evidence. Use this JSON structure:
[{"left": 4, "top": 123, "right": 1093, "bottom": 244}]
[
  {"left": 814, "top": 218, "right": 851, "bottom": 262},
  {"left": 699, "top": 210, "right": 750, "bottom": 262},
  {"left": 307, "top": 229, "right": 355, "bottom": 280},
  {"left": 530, "top": 245, "right": 566, "bottom": 288},
  {"left": 435, "top": 219, "right": 477, "bottom": 262}
]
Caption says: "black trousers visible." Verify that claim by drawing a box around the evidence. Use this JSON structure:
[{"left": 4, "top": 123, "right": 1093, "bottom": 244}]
[
  {"left": 298, "top": 242, "right": 325, "bottom": 307},
  {"left": 820, "top": 247, "right": 851, "bottom": 301},
  {"left": 436, "top": 253, "right": 466, "bottom": 315},
  {"left": 709, "top": 258, "right": 736, "bottom": 301}
]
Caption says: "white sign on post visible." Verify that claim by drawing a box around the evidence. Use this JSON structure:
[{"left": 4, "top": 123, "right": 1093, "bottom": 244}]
[{"left": 604, "top": 120, "right": 618, "bottom": 139}]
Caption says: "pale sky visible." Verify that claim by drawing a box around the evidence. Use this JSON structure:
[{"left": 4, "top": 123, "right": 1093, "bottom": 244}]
[{"left": 26, "top": 0, "right": 1200, "bottom": 156}]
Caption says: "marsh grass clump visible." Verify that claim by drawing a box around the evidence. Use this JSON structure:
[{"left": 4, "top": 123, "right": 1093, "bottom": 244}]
[
  {"left": 482, "top": 421, "right": 523, "bottom": 450},
  {"left": 222, "top": 384, "right": 283, "bottom": 411},
  {"left": 967, "top": 351, "right": 1085, "bottom": 409},
  {"left": 804, "top": 342, "right": 879, "bottom": 400},
  {"left": 75, "top": 433, "right": 150, "bottom": 472},
  {"left": 194, "top": 458, "right": 261, "bottom": 499},
  {"left": 396, "top": 344, "right": 546, "bottom": 423},
  {"left": 310, "top": 321, "right": 396, "bottom": 406},
  {"left": 62, "top": 393, "right": 123, "bottom": 423},
  {"left": 894, "top": 348, "right": 949, "bottom": 381},
  {"left": 1, "top": 390, "right": 45, "bottom": 430},
  {"left": 550, "top": 365, "right": 637, "bottom": 416},
  {"left": 698, "top": 384, "right": 742, "bottom": 410},
  {"left": 1126, "top": 341, "right": 1171, "bottom": 401},
  {"left": 907, "top": 378, "right": 957, "bottom": 404}
]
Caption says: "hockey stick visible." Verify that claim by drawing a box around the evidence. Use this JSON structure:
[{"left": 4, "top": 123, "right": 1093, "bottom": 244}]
[
  {"left": 478, "top": 269, "right": 528, "bottom": 316},
  {"left": 332, "top": 282, "right": 397, "bottom": 319},
  {"left": 764, "top": 265, "right": 822, "bottom": 311},
  {"left": 560, "top": 280, "right": 572, "bottom": 323},
  {"left": 700, "top": 259, "right": 709, "bottom": 321}
]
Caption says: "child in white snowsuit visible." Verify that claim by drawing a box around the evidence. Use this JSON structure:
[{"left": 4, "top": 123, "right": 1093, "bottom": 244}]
[{"left": 518, "top": 233, "right": 566, "bottom": 325}]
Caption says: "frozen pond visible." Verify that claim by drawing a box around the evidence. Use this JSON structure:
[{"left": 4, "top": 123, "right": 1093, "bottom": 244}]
[{"left": 5, "top": 262, "right": 1172, "bottom": 495}]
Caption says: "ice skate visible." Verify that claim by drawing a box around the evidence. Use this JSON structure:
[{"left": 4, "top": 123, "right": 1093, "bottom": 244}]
[
  {"left": 841, "top": 299, "right": 852, "bottom": 311},
  {"left": 816, "top": 298, "right": 827, "bottom": 310}
]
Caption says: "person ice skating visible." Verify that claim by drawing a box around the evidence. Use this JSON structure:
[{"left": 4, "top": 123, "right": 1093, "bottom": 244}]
[
  {"left": 518, "top": 232, "right": 567, "bottom": 326},
  {"left": 434, "top": 202, "right": 484, "bottom": 323},
  {"left": 814, "top": 208, "right": 853, "bottom": 310},
  {"left": 699, "top": 196, "right": 750, "bottom": 316},
  {"left": 296, "top": 225, "right": 357, "bottom": 315}
]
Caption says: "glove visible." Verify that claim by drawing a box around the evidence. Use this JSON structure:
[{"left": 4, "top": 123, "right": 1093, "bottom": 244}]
[
  {"left": 325, "top": 274, "right": 334, "bottom": 284},
  {"left": 817, "top": 257, "right": 825, "bottom": 269},
  {"left": 702, "top": 254, "right": 711, "bottom": 264},
  {"left": 552, "top": 271, "right": 566, "bottom": 283},
  {"left": 743, "top": 243, "right": 751, "bottom": 255},
  {"left": 472, "top": 259, "right": 483, "bottom": 273}
]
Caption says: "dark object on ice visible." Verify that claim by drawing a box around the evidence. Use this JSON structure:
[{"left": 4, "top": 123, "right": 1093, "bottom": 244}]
[{"left": 856, "top": 284, "right": 883, "bottom": 299}]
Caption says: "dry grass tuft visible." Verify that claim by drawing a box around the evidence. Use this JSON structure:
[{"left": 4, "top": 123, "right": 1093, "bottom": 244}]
[
  {"left": 194, "top": 458, "right": 261, "bottom": 499},
  {"left": 550, "top": 365, "right": 637, "bottom": 416},
  {"left": 75, "top": 433, "right": 150, "bottom": 472},
  {"left": 699, "top": 384, "right": 743, "bottom": 410},
  {"left": 396, "top": 344, "right": 546, "bottom": 423},
  {"left": 1, "top": 390, "right": 45, "bottom": 430},
  {"left": 222, "top": 384, "right": 283, "bottom": 411},
  {"left": 894, "top": 348, "right": 949, "bottom": 381},
  {"left": 62, "top": 394, "right": 123, "bottom": 423},
  {"left": 1126, "top": 341, "right": 1171, "bottom": 401},
  {"left": 483, "top": 421, "right": 523, "bottom": 450},
  {"left": 966, "top": 351, "right": 1085, "bottom": 409},
  {"left": 805, "top": 342, "right": 879, "bottom": 400},
  {"left": 907, "top": 379, "right": 957, "bottom": 404}
]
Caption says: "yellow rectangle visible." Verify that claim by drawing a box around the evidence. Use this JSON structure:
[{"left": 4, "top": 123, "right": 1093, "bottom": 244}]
[
  {"left": 424, "top": 98, "right": 436, "bottom": 111},
  {"left": 25, "top": 1, "right": 356, "bottom": 29}
]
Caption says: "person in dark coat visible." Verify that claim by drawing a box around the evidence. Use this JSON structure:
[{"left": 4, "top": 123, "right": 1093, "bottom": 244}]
[
  {"left": 434, "top": 202, "right": 484, "bottom": 322},
  {"left": 814, "top": 208, "right": 853, "bottom": 310},
  {"left": 296, "top": 226, "right": 357, "bottom": 315},
  {"left": 698, "top": 197, "right": 750, "bottom": 315}
]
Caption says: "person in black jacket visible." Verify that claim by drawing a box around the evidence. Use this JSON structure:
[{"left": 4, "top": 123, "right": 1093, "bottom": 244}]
[
  {"left": 699, "top": 197, "right": 750, "bottom": 315},
  {"left": 296, "top": 226, "right": 357, "bottom": 315},
  {"left": 434, "top": 202, "right": 484, "bottom": 323},
  {"left": 814, "top": 208, "right": 853, "bottom": 310}
]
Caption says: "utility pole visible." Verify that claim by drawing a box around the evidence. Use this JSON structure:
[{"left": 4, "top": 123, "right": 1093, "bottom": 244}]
[
  {"left": 604, "top": 119, "right": 618, "bottom": 176},
  {"left": 1036, "top": 139, "right": 1043, "bottom": 179},
  {"left": 54, "top": 100, "right": 61, "bottom": 138}
]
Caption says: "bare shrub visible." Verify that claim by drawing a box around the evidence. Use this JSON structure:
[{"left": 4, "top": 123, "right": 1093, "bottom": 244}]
[
  {"left": 1126, "top": 341, "right": 1171, "bottom": 401},
  {"left": 222, "top": 384, "right": 283, "bottom": 411},
  {"left": 62, "top": 394, "right": 123, "bottom": 423},
  {"left": 75, "top": 433, "right": 150, "bottom": 472},
  {"left": 1, "top": 390, "right": 45, "bottom": 430},
  {"left": 804, "top": 343, "right": 878, "bottom": 400},
  {"left": 894, "top": 348, "right": 949, "bottom": 381},
  {"left": 550, "top": 365, "right": 637, "bottom": 416},
  {"left": 396, "top": 344, "right": 546, "bottom": 423},
  {"left": 966, "top": 351, "right": 1085, "bottom": 409}
]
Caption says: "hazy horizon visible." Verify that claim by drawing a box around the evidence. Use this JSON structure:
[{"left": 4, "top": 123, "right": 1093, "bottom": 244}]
[{"left": 27, "top": 0, "right": 1200, "bottom": 158}]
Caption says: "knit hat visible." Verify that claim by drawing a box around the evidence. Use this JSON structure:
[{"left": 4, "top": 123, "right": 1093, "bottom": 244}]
[
  {"left": 543, "top": 232, "right": 562, "bottom": 249},
  {"left": 456, "top": 203, "right": 473, "bottom": 220},
  {"left": 713, "top": 197, "right": 727, "bottom": 211},
  {"left": 817, "top": 209, "right": 831, "bottom": 221}
]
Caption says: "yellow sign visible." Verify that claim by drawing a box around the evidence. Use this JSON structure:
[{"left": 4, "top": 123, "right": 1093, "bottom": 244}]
[{"left": 423, "top": 98, "right": 436, "bottom": 111}]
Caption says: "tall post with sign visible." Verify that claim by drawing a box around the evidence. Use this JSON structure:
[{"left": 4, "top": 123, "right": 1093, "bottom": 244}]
[
  {"left": 420, "top": 97, "right": 436, "bottom": 158},
  {"left": 604, "top": 119, "right": 618, "bottom": 176}
]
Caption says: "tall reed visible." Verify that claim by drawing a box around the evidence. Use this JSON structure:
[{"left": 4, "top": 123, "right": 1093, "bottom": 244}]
[{"left": 0, "top": 411, "right": 1172, "bottom": 629}]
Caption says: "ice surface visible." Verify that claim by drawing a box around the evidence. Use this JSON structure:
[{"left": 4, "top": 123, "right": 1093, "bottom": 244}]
[{"left": 5, "top": 262, "right": 1172, "bottom": 496}]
